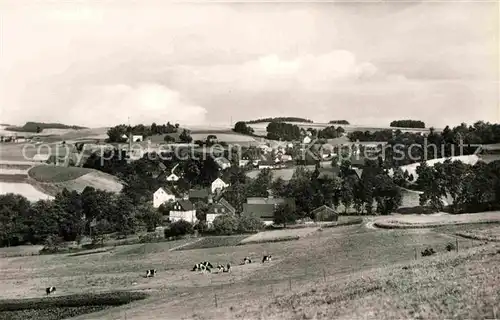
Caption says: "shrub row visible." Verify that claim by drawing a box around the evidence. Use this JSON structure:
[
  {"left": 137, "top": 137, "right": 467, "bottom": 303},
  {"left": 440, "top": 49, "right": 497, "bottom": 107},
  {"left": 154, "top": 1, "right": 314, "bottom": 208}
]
[{"left": 0, "top": 291, "right": 149, "bottom": 312}]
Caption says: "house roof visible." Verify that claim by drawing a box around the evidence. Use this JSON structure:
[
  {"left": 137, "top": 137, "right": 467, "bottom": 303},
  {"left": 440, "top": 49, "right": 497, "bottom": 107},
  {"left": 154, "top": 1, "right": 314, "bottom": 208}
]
[
  {"left": 158, "top": 162, "right": 167, "bottom": 171},
  {"left": 156, "top": 187, "right": 174, "bottom": 195},
  {"left": 175, "top": 200, "right": 194, "bottom": 211},
  {"left": 317, "top": 167, "right": 340, "bottom": 179},
  {"left": 189, "top": 188, "right": 210, "bottom": 199},
  {"left": 242, "top": 203, "right": 276, "bottom": 219},
  {"left": 246, "top": 197, "right": 294, "bottom": 206},
  {"left": 217, "top": 197, "right": 236, "bottom": 214},
  {"left": 311, "top": 205, "right": 337, "bottom": 215},
  {"left": 350, "top": 156, "right": 366, "bottom": 167},
  {"left": 214, "top": 157, "right": 231, "bottom": 165},
  {"left": 212, "top": 177, "right": 227, "bottom": 185}
]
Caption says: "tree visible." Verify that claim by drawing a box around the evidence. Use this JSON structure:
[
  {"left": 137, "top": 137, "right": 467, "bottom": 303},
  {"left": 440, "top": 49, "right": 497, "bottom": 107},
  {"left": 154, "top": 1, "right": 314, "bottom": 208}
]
[
  {"left": 273, "top": 203, "right": 297, "bottom": 227},
  {"left": 211, "top": 214, "right": 239, "bottom": 235},
  {"left": 137, "top": 203, "right": 162, "bottom": 232},
  {"left": 179, "top": 129, "right": 192, "bottom": 143},
  {"left": 237, "top": 213, "right": 265, "bottom": 233},
  {"left": 0, "top": 194, "right": 31, "bottom": 246},
  {"left": 372, "top": 174, "right": 402, "bottom": 215},
  {"left": 340, "top": 176, "right": 357, "bottom": 214},
  {"left": 194, "top": 201, "right": 209, "bottom": 221},
  {"left": 233, "top": 121, "right": 254, "bottom": 135},
  {"left": 164, "top": 135, "right": 175, "bottom": 143},
  {"left": 165, "top": 220, "right": 193, "bottom": 238}
]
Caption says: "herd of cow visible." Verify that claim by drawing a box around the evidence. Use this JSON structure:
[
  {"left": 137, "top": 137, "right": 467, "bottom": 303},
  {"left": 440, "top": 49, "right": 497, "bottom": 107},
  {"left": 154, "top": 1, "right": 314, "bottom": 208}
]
[{"left": 45, "top": 255, "right": 273, "bottom": 295}]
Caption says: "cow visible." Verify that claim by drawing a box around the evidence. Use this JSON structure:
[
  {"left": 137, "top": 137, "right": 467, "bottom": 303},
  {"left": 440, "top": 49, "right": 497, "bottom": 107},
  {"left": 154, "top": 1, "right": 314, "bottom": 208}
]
[
  {"left": 192, "top": 263, "right": 210, "bottom": 272},
  {"left": 243, "top": 257, "right": 252, "bottom": 264},
  {"left": 46, "top": 286, "right": 56, "bottom": 295},
  {"left": 223, "top": 263, "right": 231, "bottom": 273},
  {"left": 202, "top": 261, "right": 214, "bottom": 269},
  {"left": 146, "top": 269, "right": 157, "bottom": 278},
  {"left": 262, "top": 255, "right": 272, "bottom": 263},
  {"left": 217, "top": 264, "right": 225, "bottom": 272}
]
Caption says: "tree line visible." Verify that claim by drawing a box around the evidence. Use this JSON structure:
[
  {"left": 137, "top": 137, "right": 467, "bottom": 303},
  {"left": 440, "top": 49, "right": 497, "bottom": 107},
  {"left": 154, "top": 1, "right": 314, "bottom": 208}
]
[
  {"left": 390, "top": 120, "right": 426, "bottom": 128},
  {"left": 0, "top": 188, "right": 161, "bottom": 247},
  {"left": 246, "top": 117, "right": 313, "bottom": 124},
  {"left": 106, "top": 122, "right": 180, "bottom": 143},
  {"left": 329, "top": 120, "right": 350, "bottom": 125},
  {"left": 414, "top": 159, "right": 500, "bottom": 213},
  {"left": 266, "top": 122, "right": 302, "bottom": 141}
]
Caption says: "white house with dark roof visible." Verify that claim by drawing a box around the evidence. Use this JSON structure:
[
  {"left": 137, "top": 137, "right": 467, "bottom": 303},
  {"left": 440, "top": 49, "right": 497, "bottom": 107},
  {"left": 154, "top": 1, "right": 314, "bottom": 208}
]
[
  {"left": 206, "top": 198, "right": 236, "bottom": 226},
  {"left": 153, "top": 187, "right": 176, "bottom": 208},
  {"left": 169, "top": 200, "right": 197, "bottom": 224},
  {"left": 214, "top": 156, "right": 231, "bottom": 170},
  {"left": 211, "top": 178, "right": 229, "bottom": 194}
]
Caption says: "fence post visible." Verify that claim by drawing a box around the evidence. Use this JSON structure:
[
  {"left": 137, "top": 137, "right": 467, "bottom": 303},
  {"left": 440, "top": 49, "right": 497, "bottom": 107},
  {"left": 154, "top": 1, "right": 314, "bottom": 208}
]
[
  {"left": 289, "top": 278, "right": 292, "bottom": 290},
  {"left": 214, "top": 293, "right": 218, "bottom": 308},
  {"left": 414, "top": 248, "right": 417, "bottom": 260},
  {"left": 323, "top": 268, "right": 326, "bottom": 282},
  {"left": 456, "top": 238, "right": 459, "bottom": 252}
]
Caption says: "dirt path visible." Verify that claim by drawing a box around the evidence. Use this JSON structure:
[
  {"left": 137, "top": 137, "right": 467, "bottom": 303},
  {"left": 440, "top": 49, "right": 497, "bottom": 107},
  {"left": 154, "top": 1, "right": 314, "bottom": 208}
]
[{"left": 168, "top": 238, "right": 204, "bottom": 251}]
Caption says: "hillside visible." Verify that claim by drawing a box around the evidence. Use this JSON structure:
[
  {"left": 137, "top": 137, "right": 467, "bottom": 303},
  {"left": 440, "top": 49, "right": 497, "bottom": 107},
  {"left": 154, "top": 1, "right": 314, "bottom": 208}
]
[
  {"left": 27, "top": 165, "right": 123, "bottom": 196},
  {"left": 6, "top": 122, "right": 88, "bottom": 133}
]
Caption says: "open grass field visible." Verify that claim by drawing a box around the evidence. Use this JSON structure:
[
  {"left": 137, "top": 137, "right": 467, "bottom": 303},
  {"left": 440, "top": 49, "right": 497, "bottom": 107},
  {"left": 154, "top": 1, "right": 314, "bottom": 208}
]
[
  {"left": 0, "top": 182, "right": 54, "bottom": 202},
  {"left": 240, "top": 227, "right": 319, "bottom": 244},
  {"left": 28, "top": 166, "right": 92, "bottom": 183},
  {"left": 175, "top": 235, "right": 250, "bottom": 251},
  {"left": 3, "top": 217, "right": 496, "bottom": 319},
  {"left": 374, "top": 211, "right": 500, "bottom": 229},
  {"left": 27, "top": 165, "right": 123, "bottom": 196}
]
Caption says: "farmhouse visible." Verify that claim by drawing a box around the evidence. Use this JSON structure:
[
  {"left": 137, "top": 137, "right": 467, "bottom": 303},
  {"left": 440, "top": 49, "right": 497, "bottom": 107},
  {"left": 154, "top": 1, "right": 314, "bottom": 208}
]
[
  {"left": 169, "top": 200, "right": 197, "bottom": 224},
  {"left": 122, "top": 134, "right": 143, "bottom": 142},
  {"left": 214, "top": 157, "right": 231, "bottom": 170},
  {"left": 303, "top": 136, "right": 312, "bottom": 144},
  {"left": 153, "top": 187, "right": 176, "bottom": 208},
  {"left": 211, "top": 178, "right": 229, "bottom": 194},
  {"left": 206, "top": 198, "right": 236, "bottom": 226},
  {"left": 166, "top": 173, "right": 180, "bottom": 182},
  {"left": 311, "top": 205, "right": 338, "bottom": 222},
  {"left": 189, "top": 188, "right": 210, "bottom": 202},
  {"left": 243, "top": 196, "right": 295, "bottom": 225}
]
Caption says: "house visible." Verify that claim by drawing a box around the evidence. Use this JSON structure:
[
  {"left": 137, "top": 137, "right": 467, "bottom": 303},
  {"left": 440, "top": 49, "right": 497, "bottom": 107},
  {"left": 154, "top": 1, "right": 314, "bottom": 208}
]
[
  {"left": 303, "top": 136, "right": 312, "bottom": 144},
  {"left": 243, "top": 196, "right": 295, "bottom": 225},
  {"left": 316, "top": 167, "right": 340, "bottom": 180},
  {"left": 258, "top": 144, "right": 272, "bottom": 154},
  {"left": 206, "top": 198, "right": 236, "bottom": 226},
  {"left": 153, "top": 187, "right": 176, "bottom": 208},
  {"left": 122, "top": 134, "right": 144, "bottom": 142},
  {"left": 169, "top": 200, "right": 197, "bottom": 224},
  {"left": 350, "top": 156, "right": 366, "bottom": 168},
  {"left": 166, "top": 173, "right": 179, "bottom": 182},
  {"left": 239, "top": 157, "right": 251, "bottom": 167},
  {"left": 214, "top": 157, "right": 231, "bottom": 170},
  {"left": 258, "top": 159, "right": 277, "bottom": 170},
  {"left": 188, "top": 188, "right": 210, "bottom": 202},
  {"left": 311, "top": 205, "right": 338, "bottom": 222},
  {"left": 33, "top": 154, "right": 51, "bottom": 162},
  {"left": 211, "top": 178, "right": 229, "bottom": 194}
]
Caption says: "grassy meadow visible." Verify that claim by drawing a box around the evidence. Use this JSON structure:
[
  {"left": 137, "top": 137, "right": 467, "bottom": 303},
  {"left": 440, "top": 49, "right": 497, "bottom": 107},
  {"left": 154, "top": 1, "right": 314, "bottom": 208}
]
[{"left": 2, "top": 218, "right": 498, "bottom": 319}]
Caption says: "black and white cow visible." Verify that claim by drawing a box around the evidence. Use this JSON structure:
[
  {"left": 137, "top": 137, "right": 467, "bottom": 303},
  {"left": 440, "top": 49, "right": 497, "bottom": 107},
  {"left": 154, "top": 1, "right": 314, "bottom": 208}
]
[
  {"left": 146, "top": 269, "right": 157, "bottom": 278},
  {"left": 243, "top": 257, "right": 252, "bottom": 264},
  {"left": 46, "top": 286, "right": 56, "bottom": 295},
  {"left": 217, "top": 264, "right": 225, "bottom": 272},
  {"left": 202, "top": 261, "right": 214, "bottom": 269},
  {"left": 223, "top": 263, "right": 231, "bottom": 273},
  {"left": 262, "top": 255, "right": 272, "bottom": 263},
  {"left": 192, "top": 263, "right": 211, "bottom": 272}
]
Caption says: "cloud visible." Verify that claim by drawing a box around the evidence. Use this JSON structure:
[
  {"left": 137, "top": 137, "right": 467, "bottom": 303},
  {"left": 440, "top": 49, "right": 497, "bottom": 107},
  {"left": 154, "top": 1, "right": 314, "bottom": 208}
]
[{"left": 67, "top": 84, "right": 207, "bottom": 127}]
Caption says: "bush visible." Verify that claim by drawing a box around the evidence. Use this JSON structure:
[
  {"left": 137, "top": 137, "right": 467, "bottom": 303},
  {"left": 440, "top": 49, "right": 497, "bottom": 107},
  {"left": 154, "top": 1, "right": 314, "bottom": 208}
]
[
  {"left": 421, "top": 247, "right": 436, "bottom": 257},
  {"left": 164, "top": 220, "right": 193, "bottom": 238},
  {"left": 138, "top": 232, "right": 162, "bottom": 243},
  {"left": 445, "top": 242, "right": 456, "bottom": 252},
  {"left": 211, "top": 214, "right": 239, "bottom": 235},
  {"left": 238, "top": 213, "right": 265, "bottom": 233}
]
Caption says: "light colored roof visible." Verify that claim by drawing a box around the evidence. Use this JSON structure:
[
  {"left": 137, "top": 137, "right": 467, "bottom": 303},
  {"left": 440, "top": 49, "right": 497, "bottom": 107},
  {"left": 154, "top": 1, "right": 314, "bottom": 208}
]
[{"left": 32, "top": 154, "right": 50, "bottom": 161}]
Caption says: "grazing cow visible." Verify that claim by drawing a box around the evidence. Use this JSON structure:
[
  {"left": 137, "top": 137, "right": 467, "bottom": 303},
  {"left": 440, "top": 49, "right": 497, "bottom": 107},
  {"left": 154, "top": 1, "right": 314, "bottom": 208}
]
[
  {"left": 146, "top": 269, "right": 157, "bottom": 278},
  {"left": 217, "top": 264, "right": 225, "bottom": 272},
  {"left": 192, "top": 263, "right": 210, "bottom": 272},
  {"left": 223, "top": 263, "right": 231, "bottom": 273},
  {"left": 243, "top": 257, "right": 252, "bottom": 264},
  {"left": 46, "top": 286, "right": 56, "bottom": 295},
  {"left": 262, "top": 255, "right": 272, "bottom": 263},
  {"left": 202, "top": 261, "right": 214, "bottom": 269}
]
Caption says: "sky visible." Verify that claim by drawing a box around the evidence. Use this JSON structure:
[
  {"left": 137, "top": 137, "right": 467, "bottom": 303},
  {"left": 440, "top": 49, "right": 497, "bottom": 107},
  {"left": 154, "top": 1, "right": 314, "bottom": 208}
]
[{"left": 0, "top": 0, "right": 498, "bottom": 128}]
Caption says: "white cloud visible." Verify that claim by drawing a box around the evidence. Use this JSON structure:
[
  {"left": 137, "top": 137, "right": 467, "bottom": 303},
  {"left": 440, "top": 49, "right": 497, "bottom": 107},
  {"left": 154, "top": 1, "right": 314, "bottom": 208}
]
[{"left": 68, "top": 84, "right": 207, "bottom": 127}]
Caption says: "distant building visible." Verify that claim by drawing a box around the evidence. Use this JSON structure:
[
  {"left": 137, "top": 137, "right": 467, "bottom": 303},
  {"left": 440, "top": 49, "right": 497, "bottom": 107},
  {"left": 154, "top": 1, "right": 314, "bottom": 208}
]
[
  {"left": 32, "top": 154, "right": 50, "bottom": 162},
  {"left": 206, "top": 198, "right": 236, "bottom": 226},
  {"left": 243, "top": 196, "right": 295, "bottom": 225},
  {"left": 214, "top": 157, "right": 231, "bottom": 170},
  {"left": 303, "top": 136, "right": 312, "bottom": 144},
  {"left": 211, "top": 178, "right": 229, "bottom": 194},
  {"left": 189, "top": 188, "right": 210, "bottom": 202},
  {"left": 153, "top": 187, "right": 176, "bottom": 208},
  {"left": 166, "top": 173, "right": 179, "bottom": 182},
  {"left": 169, "top": 200, "right": 197, "bottom": 224},
  {"left": 311, "top": 205, "right": 338, "bottom": 222}
]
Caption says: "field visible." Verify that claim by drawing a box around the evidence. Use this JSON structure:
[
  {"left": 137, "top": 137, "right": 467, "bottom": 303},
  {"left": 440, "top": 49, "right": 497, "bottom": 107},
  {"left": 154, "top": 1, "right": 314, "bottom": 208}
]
[
  {"left": 240, "top": 227, "right": 319, "bottom": 244},
  {"left": 2, "top": 215, "right": 498, "bottom": 319},
  {"left": 0, "top": 182, "right": 54, "bottom": 201},
  {"left": 374, "top": 211, "right": 500, "bottom": 228},
  {"left": 27, "top": 165, "right": 123, "bottom": 196}
]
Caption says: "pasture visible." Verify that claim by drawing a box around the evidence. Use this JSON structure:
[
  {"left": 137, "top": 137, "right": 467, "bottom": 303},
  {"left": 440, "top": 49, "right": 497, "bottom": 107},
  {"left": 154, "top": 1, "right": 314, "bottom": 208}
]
[
  {"left": 374, "top": 211, "right": 500, "bottom": 229},
  {"left": 2, "top": 219, "right": 495, "bottom": 319}
]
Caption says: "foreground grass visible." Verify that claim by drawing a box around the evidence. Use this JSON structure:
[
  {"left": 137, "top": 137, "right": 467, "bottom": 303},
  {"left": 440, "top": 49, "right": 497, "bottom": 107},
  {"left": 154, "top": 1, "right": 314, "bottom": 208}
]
[
  {"left": 202, "top": 244, "right": 500, "bottom": 320},
  {"left": 0, "top": 291, "right": 148, "bottom": 320},
  {"left": 176, "top": 235, "right": 249, "bottom": 251}
]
